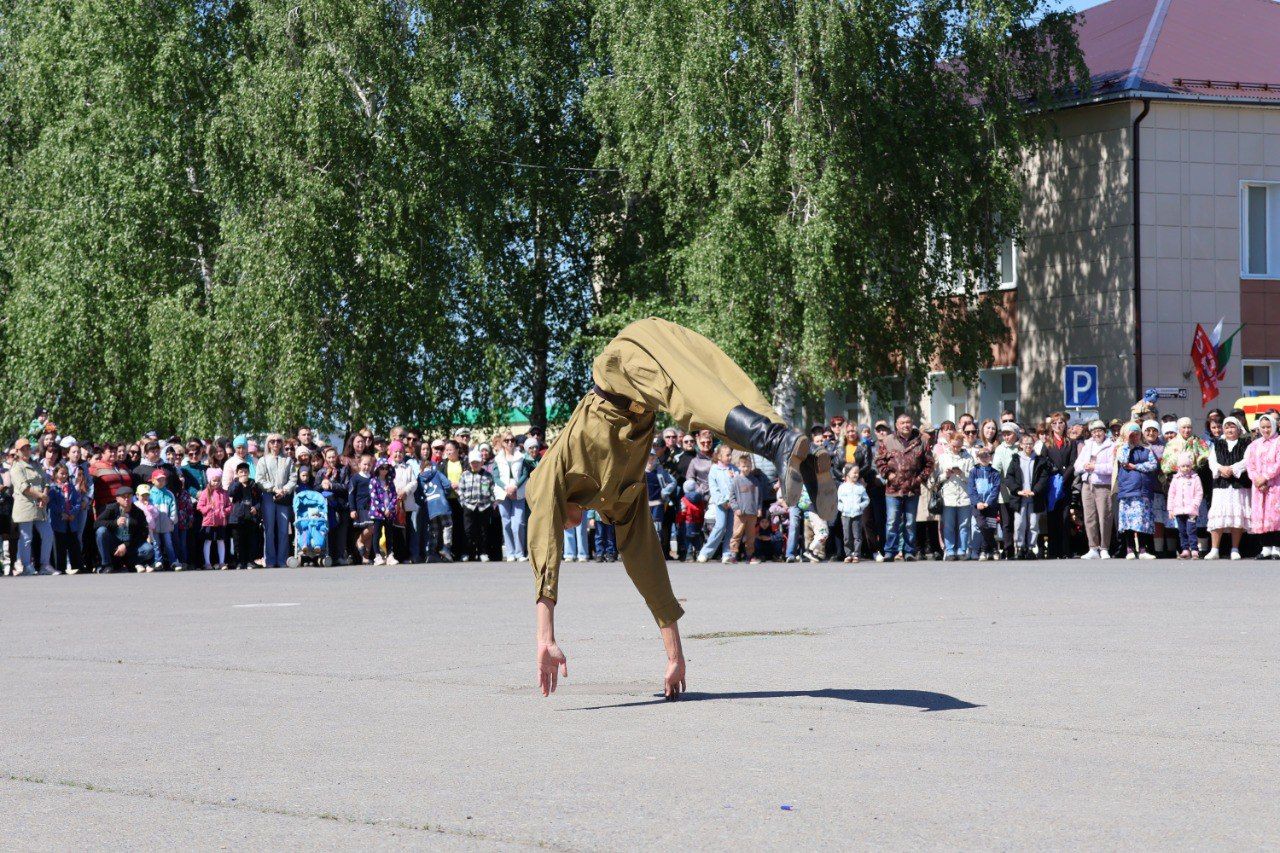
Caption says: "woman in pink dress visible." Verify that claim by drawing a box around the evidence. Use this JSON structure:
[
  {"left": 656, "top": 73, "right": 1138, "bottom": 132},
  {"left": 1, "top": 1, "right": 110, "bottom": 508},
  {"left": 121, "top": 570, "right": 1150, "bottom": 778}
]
[{"left": 1244, "top": 413, "right": 1280, "bottom": 559}]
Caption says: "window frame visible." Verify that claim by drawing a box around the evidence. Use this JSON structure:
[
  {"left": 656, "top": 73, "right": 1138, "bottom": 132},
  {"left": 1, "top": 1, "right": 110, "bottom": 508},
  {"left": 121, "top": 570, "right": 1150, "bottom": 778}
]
[
  {"left": 1242, "top": 359, "right": 1280, "bottom": 397},
  {"left": 1240, "top": 181, "right": 1280, "bottom": 279},
  {"left": 997, "top": 237, "right": 1018, "bottom": 291}
]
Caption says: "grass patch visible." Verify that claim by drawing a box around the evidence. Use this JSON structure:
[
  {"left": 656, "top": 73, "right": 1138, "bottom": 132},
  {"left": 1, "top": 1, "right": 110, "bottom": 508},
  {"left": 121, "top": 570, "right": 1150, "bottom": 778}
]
[{"left": 688, "top": 629, "right": 822, "bottom": 640}]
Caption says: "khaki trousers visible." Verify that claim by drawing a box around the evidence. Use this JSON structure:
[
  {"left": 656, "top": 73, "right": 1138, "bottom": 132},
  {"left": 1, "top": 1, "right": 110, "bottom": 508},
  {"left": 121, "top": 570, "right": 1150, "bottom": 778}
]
[
  {"left": 729, "top": 512, "right": 759, "bottom": 558},
  {"left": 1082, "top": 482, "right": 1114, "bottom": 550}
]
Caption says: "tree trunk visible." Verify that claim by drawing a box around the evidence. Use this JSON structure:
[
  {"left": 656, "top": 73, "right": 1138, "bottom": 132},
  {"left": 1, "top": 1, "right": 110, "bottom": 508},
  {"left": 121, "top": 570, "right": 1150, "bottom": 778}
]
[
  {"left": 529, "top": 197, "right": 549, "bottom": 433},
  {"left": 771, "top": 353, "right": 800, "bottom": 427}
]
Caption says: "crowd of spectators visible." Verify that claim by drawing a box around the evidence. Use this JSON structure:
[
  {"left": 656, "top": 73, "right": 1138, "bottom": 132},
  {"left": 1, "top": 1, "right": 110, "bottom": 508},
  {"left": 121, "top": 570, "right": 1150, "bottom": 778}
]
[
  {"left": 4, "top": 397, "right": 1279, "bottom": 576},
  {"left": 1, "top": 410, "right": 547, "bottom": 575}
]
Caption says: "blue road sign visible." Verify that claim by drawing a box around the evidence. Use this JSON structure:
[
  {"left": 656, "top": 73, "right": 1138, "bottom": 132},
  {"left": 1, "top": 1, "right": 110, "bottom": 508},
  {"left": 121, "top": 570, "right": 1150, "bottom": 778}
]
[{"left": 1064, "top": 364, "right": 1099, "bottom": 409}]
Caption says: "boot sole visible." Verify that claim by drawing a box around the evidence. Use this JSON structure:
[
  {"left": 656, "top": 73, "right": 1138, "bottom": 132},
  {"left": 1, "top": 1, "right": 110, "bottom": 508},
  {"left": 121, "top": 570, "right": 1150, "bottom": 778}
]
[{"left": 780, "top": 435, "right": 810, "bottom": 505}]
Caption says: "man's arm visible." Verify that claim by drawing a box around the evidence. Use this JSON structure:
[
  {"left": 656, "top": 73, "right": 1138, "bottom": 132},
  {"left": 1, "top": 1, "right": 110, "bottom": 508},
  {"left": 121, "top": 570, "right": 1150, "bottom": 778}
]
[{"left": 614, "top": 491, "right": 686, "bottom": 699}]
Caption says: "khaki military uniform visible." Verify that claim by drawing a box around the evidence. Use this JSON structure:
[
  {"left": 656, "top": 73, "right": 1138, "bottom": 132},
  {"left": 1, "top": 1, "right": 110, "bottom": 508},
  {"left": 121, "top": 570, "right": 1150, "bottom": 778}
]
[{"left": 527, "top": 317, "right": 785, "bottom": 627}]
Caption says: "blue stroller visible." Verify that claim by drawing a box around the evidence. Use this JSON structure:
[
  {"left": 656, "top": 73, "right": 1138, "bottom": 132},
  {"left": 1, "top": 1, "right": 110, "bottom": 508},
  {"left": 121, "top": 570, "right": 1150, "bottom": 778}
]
[{"left": 289, "top": 488, "right": 332, "bottom": 567}]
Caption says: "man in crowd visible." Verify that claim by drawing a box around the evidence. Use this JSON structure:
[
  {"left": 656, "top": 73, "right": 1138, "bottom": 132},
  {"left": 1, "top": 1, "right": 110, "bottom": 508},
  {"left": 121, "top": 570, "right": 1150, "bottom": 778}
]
[
  {"left": 874, "top": 413, "right": 933, "bottom": 562},
  {"left": 95, "top": 485, "right": 152, "bottom": 573}
]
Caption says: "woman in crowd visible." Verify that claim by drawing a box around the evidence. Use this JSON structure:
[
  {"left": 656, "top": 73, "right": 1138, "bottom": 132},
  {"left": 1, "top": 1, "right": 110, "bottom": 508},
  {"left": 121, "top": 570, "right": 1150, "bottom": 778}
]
[
  {"left": 491, "top": 432, "right": 532, "bottom": 562},
  {"left": 1244, "top": 413, "right": 1280, "bottom": 559},
  {"left": 10, "top": 439, "right": 54, "bottom": 575},
  {"left": 935, "top": 430, "right": 973, "bottom": 560},
  {"left": 316, "top": 445, "right": 351, "bottom": 565},
  {"left": 1041, "top": 412, "right": 1077, "bottom": 558},
  {"left": 1113, "top": 423, "right": 1158, "bottom": 560},
  {"left": 1206, "top": 416, "right": 1251, "bottom": 560},
  {"left": 1075, "top": 420, "right": 1116, "bottom": 560},
  {"left": 255, "top": 434, "right": 296, "bottom": 568}
]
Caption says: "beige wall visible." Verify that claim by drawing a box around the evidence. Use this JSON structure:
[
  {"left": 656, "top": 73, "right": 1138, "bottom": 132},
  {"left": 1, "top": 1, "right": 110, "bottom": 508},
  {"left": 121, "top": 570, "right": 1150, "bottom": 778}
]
[
  {"left": 1018, "top": 101, "right": 1137, "bottom": 420},
  {"left": 1139, "top": 101, "right": 1280, "bottom": 415}
]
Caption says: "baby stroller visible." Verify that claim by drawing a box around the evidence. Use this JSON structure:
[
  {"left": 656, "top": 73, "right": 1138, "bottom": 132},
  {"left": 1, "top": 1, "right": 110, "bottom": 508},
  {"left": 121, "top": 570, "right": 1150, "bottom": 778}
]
[{"left": 288, "top": 488, "right": 332, "bottom": 567}]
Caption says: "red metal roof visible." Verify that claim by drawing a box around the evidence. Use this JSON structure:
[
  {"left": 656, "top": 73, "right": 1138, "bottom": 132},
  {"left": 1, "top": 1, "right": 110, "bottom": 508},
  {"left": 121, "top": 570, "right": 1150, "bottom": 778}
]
[{"left": 1077, "top": 0, "right": 1280, "bottom": 101}]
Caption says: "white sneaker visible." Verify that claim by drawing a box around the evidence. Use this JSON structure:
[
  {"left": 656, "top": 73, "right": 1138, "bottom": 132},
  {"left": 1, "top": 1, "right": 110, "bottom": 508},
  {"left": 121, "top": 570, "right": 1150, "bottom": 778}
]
[
  {"left": 1265, "top": 546, "right": 1276, "bottom": 559},
  {"left": 722, "top": 555, "right": 736, "bottom": 564},
  {"left": 696, "top": 555, "right": 708, "bottom": 563},
  {"left": 373, "top": 555, "right": 385, "bottom": 565},
  {"left": 1231, "top": 549, "right": 1242, "bottom": 560},
  {"left": 1081, "top": 548, "right": 1099, "bottom": 560},
  {"left": 386, "top": 556, "right": 400, "bottom": 565},
  {"left": 1139, "top": 551, "right": 1156, "bottom": 560},
  {"left": 874, "top": 552, "right": 885, "bottom": 563},
  {"left": 1205, "top": 548, "right": 1220, "bottom": 560},
  {"left": 1125, "top": 552, "right": 1136, "bottom": 560},
  {"left": 1098, "top": 551, "right": 1111, "bottom": 560}
]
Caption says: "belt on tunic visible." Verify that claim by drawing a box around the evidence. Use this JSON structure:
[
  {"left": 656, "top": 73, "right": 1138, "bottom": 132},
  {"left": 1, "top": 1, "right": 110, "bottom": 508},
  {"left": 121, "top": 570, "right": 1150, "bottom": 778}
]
[{"left": 592, "top": 383, "right": 649, "bottom": 416}]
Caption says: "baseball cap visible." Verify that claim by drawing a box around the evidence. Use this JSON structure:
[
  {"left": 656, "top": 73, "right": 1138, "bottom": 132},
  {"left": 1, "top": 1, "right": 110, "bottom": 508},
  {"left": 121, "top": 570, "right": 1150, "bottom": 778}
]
[
  {"left": 136, "top": 484, "right": 151, "bottom": 496},
  {"left": 467, "top": 449, "right": 483, "bottom": 463},
  {"left": 58, "top": 436, "right": 77, "bottom": 449}
]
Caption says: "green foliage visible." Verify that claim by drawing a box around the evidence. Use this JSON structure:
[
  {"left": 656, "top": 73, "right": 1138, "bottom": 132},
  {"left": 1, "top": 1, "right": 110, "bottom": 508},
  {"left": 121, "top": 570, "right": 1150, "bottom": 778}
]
[
  {"left": 0, "top": 0, "right": 1086, "bottom": 438},
  {"left": 588, "top": 0, "right": 1087, "bottom": 404}
]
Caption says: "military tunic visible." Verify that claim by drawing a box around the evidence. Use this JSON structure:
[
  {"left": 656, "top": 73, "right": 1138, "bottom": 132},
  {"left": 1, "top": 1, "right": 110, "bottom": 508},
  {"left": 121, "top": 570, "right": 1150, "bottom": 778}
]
[{"left": 527, "top": 317, "right": 786, "bottom": 627}]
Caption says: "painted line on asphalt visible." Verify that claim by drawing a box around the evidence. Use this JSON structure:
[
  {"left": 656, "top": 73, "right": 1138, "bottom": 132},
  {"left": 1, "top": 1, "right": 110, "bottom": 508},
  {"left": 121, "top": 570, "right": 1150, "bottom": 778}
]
[{"left": 233, "top": 603, "right": 300, "bottom": 608}]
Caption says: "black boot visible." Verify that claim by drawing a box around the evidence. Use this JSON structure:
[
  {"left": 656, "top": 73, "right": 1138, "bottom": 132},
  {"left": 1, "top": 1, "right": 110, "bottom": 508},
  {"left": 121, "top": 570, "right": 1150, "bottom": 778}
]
[{"left": 722, "top": 406, "right": 809, "bottom": 502}]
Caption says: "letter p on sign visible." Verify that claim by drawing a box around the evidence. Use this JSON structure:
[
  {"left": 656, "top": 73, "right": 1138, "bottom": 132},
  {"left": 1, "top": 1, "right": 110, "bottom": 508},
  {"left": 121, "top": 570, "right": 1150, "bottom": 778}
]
[{"left": 1064, "top": 365, "right": 1098, "bottom": 408}]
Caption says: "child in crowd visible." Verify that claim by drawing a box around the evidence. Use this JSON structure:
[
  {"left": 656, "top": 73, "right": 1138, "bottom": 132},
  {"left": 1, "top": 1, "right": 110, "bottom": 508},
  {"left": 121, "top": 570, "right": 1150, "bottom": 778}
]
[
  {"left": 134, "top": 484, "right": 159, "bottom": 573},
  {"left": 149, "top": 470, "right": 181, "bottom": 570},
  {"left": 227, "top": 462, "right": 262, "bottom": 570},
  {"left": 592, "top": 511, "right": 617, "bottom": 562},
  {"left": 727, "top": 453, "right": 768, "bottom": 564},
  {"left": 48, "top": 464, "right": 82, "bottom": 574},
  {"left": 966, "top": 446, "right": 1003, "bottom": 560},
  {"left": 1166, "top": 452, "right": 1204, "bottom": 560},
  {"left": 349, "top": 453, "right": 373, "bottom": 564},
  {"left": 369, "top": 461, "right": 399, "bottom": 565},
  {"left": 698, "top": 444, "right": 737, "bottom": 563},
  {"left": 1001, "top": 433, "right": 1051, "bottom": 560},
  {"left": 799, "top": 489, "right": 828, "bottom": 563},
  {"left": 293, "top": 467, "right": 330, "bottom": 564},
  {"left": 837, "top": 466, "right": 869, "bottom": 563},
  {"left": 755, "top": 513, "right": 784, "bottom": 561},
  {"left": 197, "top": 468, "right": 231, "bottom": 569},
  {"left": 457, "top": 449, "right": 498, "bottom": 562},
  {"left": 415, "top": 460, "right": 455, "bottom": 562},
  {"left": 676, "top": 480, "right": 705, "bottom": 561}
]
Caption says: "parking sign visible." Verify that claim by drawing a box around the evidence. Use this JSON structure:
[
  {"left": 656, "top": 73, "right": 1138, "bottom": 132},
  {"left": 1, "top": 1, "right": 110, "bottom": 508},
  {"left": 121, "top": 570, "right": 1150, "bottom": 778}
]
[{"left": 1064, "top": 365, "right": 1098, "bottom": 408}]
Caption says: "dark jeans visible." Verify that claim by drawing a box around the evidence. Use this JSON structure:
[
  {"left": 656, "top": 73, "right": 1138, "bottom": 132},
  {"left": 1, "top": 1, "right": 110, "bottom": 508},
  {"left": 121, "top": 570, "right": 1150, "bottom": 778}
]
[
  {"left": 94, "top": 527, "right": 154, "bottom": 571},
  {"left": 840, "top": 515, "right": 863, "bottom": 558},
  {"left": 594, "top": 521, "right": 617, "bottom": 557},
  {"left": 679, "top": 521, "right": 702, "bottom": 559},
  {"left": 232, "top": 522, "right": 260, "bottom": 566},
  {"left": 1175, "top": 515, "right": 1197, "bottom": 552},
  {"left": 55, "top": 530, "right": 81, "bottom": 573},
  {"left": 416, "top": 510, "right": 449, "bottom": 560},
  {"left": 463, "top": 507, "right": 500, "bottom": 560}
]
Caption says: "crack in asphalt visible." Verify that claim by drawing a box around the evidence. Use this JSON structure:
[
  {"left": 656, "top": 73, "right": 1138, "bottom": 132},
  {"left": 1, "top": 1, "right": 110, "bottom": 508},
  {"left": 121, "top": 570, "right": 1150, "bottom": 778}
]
[{"left": 2, "top": 770, "right": 586, "bottom": 851}]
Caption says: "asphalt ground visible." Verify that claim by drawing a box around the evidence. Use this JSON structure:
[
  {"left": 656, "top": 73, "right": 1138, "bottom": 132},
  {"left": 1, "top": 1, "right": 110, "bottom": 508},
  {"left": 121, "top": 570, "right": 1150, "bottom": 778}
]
[{"left": 1, "top": 558, "right": 1277, "bottom": 850}]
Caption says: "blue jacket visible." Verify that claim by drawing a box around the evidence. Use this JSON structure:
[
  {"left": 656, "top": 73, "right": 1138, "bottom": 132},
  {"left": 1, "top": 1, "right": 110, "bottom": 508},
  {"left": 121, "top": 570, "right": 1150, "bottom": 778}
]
[
  {"left": 415, "top": 466, "right": 454, "bottom": 520},
  {"left": 837, "top": 482, "right": 869, "bottom": 518},
  {"left": 708, "top": 464, "right": 735, "bottom": 509},
  {"left": 966, "top": 464, "right": 1002, "bottom": 507},
  {"left": 48, "top": 485, "right": 83, "bottom": 533},
  {"left": 292, "top": 488, "right": 328, "bottom": 523},
  {"left": 1115, "top": 443, "right": 1159, "bottom": 500}
]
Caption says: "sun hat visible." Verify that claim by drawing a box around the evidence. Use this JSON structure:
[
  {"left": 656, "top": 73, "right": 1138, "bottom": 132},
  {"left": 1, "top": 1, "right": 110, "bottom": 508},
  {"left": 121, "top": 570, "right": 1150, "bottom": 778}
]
[
  {"left": 467, "top": 449, "right": 483, "bottom": 463},
  {"left": 1142, "top": 419, "right": 1160, "bottom": 433},
  {"left": 1088, "top": 419, "right": 1105, "bottom": 431}
]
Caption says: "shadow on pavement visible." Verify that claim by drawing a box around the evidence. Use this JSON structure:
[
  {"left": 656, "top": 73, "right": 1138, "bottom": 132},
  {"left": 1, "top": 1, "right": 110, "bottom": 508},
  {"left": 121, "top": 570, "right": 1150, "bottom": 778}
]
[{"left": 566, "top": 688, "right": 982, "bottom": 712}]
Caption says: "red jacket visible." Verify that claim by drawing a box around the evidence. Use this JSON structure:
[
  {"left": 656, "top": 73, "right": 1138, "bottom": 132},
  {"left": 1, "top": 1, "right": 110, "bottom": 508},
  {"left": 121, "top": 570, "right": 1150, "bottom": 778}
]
[
  {"left": 874, "top": 429, "right": 935, "bottom": 497},
  {"left": 676, "top": 495, "right": 705, "bottom": 526}
]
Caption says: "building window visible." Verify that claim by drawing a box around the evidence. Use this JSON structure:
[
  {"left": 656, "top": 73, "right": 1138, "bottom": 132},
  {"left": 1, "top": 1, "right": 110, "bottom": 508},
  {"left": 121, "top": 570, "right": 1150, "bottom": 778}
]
[
  {"left": 929, "top": 372, "right": 970, "bottom": 427},
  {"left": 1242, "top": 182, "right": 1279, "bottom": 277},
  {"left": 873, "top": 377, "right": 909, "bottom": 423},
  {"left": 998, "top": 237, "right": 1017, "bottom": 290},
  {"left": 1242, "top": 360, "right": 1280, "bottom": 396}
]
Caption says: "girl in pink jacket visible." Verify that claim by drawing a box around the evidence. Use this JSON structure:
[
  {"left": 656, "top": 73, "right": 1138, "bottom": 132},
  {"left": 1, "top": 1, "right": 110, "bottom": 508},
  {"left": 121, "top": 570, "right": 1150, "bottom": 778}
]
[
  {"left": 1165, "top": 453, "right": 1204, "bottom": 559},
  {"left": 1245, "top": 413, "right": 1280, "bottom": 558},
  {"left": 197, "top": 468, "right": 233, "bottom": 569}
]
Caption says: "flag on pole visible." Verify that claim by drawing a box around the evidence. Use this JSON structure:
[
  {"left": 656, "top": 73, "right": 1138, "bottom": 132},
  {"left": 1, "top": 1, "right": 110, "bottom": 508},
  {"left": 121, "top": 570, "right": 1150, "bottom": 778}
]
[
  {"left": 1214, "top": 324, "right": 1244, "bottom": 381},
  {"left": 1210, "top": 318, "right": 1224, "bottom": 345},
  {"left": 1191, "top": 323, "right": 1221, "bottom": 405}
]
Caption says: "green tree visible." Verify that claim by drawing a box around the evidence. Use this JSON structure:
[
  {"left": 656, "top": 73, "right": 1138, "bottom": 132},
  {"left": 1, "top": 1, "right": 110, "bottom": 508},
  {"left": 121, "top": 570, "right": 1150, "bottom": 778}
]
[
  {"left": 207, "top": 0, "right": 473, "bottom": 434},
  {"left": 438, "top": 0, "right": 599, "bottom": 433},
  {"left": 588, "top": 0, "right": 1087, "bottom": 418},
  {"left": 0, "top": 0, "right": 226, "bottom": 438}
]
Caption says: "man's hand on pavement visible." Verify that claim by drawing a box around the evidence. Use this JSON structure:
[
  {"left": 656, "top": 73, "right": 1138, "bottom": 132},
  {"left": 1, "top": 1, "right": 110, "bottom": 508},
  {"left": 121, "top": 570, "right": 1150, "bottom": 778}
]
[
  {"left": 664, "top": 655, "right": 686, "bottom": 701},
  {"left": 537, "top": 642, "right": 568, "bottom": 697}
]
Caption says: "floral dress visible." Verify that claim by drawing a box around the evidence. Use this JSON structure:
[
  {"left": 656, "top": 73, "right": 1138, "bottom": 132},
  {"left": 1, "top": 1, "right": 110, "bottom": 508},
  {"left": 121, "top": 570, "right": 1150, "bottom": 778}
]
[{"left": 369, "top": 477, "right": 397, "bottom": 521}]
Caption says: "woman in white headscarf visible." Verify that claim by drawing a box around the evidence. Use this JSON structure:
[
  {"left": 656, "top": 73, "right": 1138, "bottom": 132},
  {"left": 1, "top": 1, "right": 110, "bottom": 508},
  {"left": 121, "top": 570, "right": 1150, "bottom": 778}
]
[
  {"left": 1244, "top": 412, "right": 1280, "bottom": 558},
  {"left": 1206, "top": 416, "right": 1251, "bottom": 560}
]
